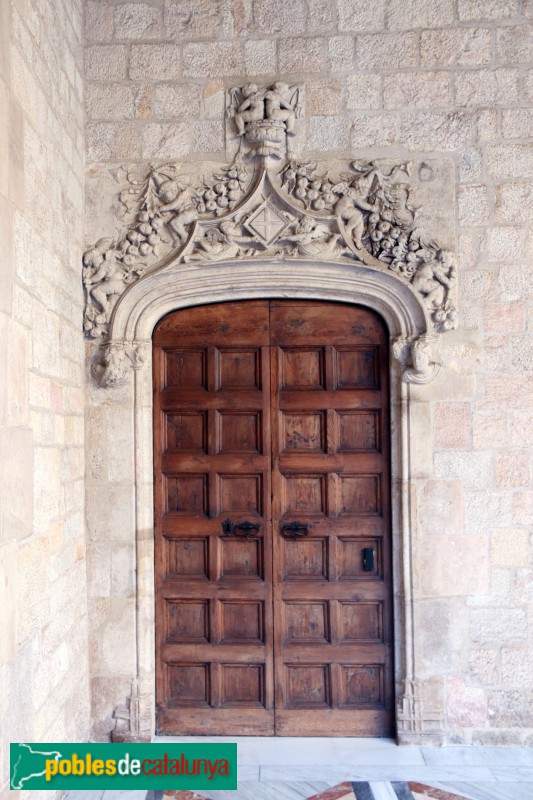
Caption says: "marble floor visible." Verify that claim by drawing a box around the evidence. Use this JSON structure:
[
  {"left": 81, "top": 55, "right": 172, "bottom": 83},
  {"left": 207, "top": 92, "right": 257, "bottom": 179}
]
[{"left": 64, "top": 738, "right": 533, "bottom": 800}]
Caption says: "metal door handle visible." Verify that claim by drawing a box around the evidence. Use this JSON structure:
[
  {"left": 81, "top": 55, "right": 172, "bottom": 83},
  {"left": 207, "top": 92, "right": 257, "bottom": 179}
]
[
  {"left": 281, "top": 521, "right": 310, "bottom": 539},
  {"left": 222, "top": 519, "right": 260, "bottom": 538}
]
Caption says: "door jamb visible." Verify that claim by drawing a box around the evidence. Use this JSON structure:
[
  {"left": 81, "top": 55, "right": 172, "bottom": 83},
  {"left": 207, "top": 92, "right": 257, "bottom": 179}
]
[{"left": 98, "top": 260, "right": 441, "bottom": 744}]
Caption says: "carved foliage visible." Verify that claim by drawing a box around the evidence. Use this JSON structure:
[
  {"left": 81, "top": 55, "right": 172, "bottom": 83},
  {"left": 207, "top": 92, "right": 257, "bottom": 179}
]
[
  {"left": 280, "top": 160, "right": 458, "bottom": 333},
  {"left": 83, "top": 161, "right": 251, "bottom": 338},
  {"left": 83, "top": 155, "right": 458, "bottom": 386}
]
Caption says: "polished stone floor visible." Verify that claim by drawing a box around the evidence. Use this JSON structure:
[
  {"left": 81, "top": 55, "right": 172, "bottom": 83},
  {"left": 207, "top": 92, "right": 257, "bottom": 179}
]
[{"left": 64, "top": 738, "right": 533, "bottom": 800}]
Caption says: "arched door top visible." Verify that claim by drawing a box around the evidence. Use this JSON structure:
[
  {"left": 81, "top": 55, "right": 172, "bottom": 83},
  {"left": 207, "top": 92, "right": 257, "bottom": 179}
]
[{"left": 84, "top": 159, "right": 457, "bottom": 388}]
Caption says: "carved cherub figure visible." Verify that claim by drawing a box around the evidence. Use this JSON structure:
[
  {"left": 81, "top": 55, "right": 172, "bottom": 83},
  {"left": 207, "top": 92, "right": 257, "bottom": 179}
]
[
  {"left": 283, "top": 216, "right": 341, "bottom": 258},
  {"left": 186, "top": 220, "right": 259, "bottom": 262},
  {"left": 83, "top": 239, "right": 126, "bottom": 316},
  {"left": 189, "top": 226, "right": 240, "bottom": 261},
  {"left": 233, "top": 83, "right": 265, "bottom": 136},
  {"left": 410, "top": 249, "right": 456, "bottom": 309},
  {"left": 264, "top": 82, "right": 298, "bottom": 135},
  {"left": 153, "top": 177, "right": 198, "bottom": 243},
  {"left": 333, "top": 185, "right": 377, "bottom": 250}
]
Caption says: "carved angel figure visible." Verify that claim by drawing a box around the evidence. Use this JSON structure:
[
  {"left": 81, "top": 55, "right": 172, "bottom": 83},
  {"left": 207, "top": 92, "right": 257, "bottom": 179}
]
[
  {"left": 264, "top": 82, "right": 299, "bottom": 135},
  {"left": 333, "top": 186, "right": 377, "bottom": 250},
  {"left": 152, "top": 177, "right": 198, "bottom": 243},
  {"left": 185, "top": 220, "right": 259, "bottom": 262},
  {"left": 283, "top": 216, "right": 342, "bottom": 258},
  {"left": 83, "top": 239, "right": 128, "bottom": 317},
  {"left": 233, "top": 84, "right": 266, "bottom": 136},
  {"left": 410, "top": 249, "right": 456, "bottom": 310}
]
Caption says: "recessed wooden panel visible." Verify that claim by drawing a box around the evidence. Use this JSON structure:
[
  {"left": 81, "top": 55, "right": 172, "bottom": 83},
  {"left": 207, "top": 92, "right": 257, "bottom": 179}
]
[
  {"left": 338, "top": 411, "right": 380, "bottom": 452},
  {"left": 280, "top": 348, "right": 325, "bottom": 390},
  {"left": 166, "top": 537, "right": 209, "bottom": 579},
  {"left": 286, "top": 665, "right": 330, "bottom": 707},
  {"left": 335, "top": 346, "right": 379, "bottom": 389},
  {"left": 220, "top": 474, "right": 262, "bottom": 514},
  {"left": 165, "top": 412, "right": 207, "bottom": 453},
  {"left": 219, "top": 412, "right": 261, "bottom": 453},
  {"left": 339, "top": 602, "right": 383, "bottom": 642},
  {"left": 164, "top": 348, "right": 206, "bottom": 389},
  {"left": 221, "top": 664, "right": 265, "bottom": 706},
  {"left": 284, "top": 602, "right": 329, "bottom": 643},
  {"left": 167, "top": 663, "right": 209, "bottom": 706},
  {"left": 338, "top": 538, "right": 382, "bottom": 580},
  {"left": 339, "top": 474, "right": 381, "bottom": 515},
  {"left": 221, "top": 538, "right": 263, "bottom": 579},
  {"left": 282, "top": 474, "right": 327, "bottom": 515},
  {"left": 166, "top": 600, "right": 209, "bottom": 643},
  {"left": 166, "top": 475, "right": 207, "bottom": 515},
  {"left": 221, "top": 602, "right": 264, "bottom": 642},
  {"left": 340, "top": 665, "right": 384, "bottom": 707},
  {"left": 218, "top": 348, "right": 261, "bottom": 388},
  {"left": 282, "top": 538, "right": 327, "bottom": 580},
  {"left": 281, "top": 411, "right": 326, "bottom": 453}
]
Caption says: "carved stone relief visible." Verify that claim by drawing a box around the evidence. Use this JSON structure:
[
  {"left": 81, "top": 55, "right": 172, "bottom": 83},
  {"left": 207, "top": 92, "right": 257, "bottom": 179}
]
[
  {"left": 84, "top": 96, "right": 459, "bottom": 742},
  {"left": 83, "top": 110, "right": 457, "bottom": 388},
  {"left": 226, "top": 82, "right": 305, "bottom": 161}
]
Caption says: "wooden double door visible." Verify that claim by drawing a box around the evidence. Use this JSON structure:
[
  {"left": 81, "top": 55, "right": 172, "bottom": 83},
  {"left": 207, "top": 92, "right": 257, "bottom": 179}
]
[{"left": 153, "top": 300, "right": 394, "bottom": 736}]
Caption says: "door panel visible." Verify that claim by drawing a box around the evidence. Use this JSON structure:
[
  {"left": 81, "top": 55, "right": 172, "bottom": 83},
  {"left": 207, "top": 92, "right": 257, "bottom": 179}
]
[
  {"left": 270, "top": 301, "right": 393, "bottom": 736},
  {"left": 154, "top": 301, "right": 274, "bottom": 735},
  {"left": 153, "top": 300, "right": 394, "bottom": 736}
]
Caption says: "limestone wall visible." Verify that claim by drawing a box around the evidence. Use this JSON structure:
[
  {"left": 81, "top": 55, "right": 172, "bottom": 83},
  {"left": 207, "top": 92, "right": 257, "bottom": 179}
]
[
  {"left": 0, "top": 0, "right": 90, "bottom": 796},
  {"left": 84, "top": 0, "right": 533, "bottom": 743}
]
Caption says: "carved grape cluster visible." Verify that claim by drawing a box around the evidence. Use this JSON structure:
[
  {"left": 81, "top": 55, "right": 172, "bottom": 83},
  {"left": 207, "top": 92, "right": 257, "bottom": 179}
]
[
  {"left": 124, "top": 213, "right": 167, "bottom": 260},
  {"left": 196, "top": 164, "right": 249, "bottom": 215},
  {"left": 281, "top": 161, "right": 431, "bottom": 277},
  {"left": 366, "top": 211, "right": 425, "bottom": 273},
  {"left": 280, "top": 162, "right": 338, "bottom": 212}
]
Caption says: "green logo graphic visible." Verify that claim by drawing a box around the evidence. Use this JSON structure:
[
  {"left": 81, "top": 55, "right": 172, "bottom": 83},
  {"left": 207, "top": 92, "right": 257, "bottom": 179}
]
[{"left": 10, "top": 742, "right": 237, "bottom": 790}]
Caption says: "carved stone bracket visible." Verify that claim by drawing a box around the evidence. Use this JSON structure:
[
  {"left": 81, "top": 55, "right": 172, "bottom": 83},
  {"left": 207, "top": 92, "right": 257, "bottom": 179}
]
[
  {"left": 92, "top": 341, "right": 148, "bottom": 388},
  {"left": 84, "top": 147, "right": 458, "bottom": 387},
  {"left": 393, "top": 335, "right": 440, "bottom": 384}
]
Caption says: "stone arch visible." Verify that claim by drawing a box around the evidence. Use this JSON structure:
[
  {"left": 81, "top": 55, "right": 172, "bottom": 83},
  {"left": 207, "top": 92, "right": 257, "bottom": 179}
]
[
  {"left": 111, "top": 257, "right": 431, "bottom": 343},
  {"left": 106, "top": 256, "right": 435, "bottom": 743}
]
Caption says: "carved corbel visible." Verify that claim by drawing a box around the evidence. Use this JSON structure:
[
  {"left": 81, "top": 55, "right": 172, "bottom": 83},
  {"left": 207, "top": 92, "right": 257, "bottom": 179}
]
[
  {"left": 393, "top": 334, "right": 440, "bottom": 384},
  {"left": 128, "top": 341, "right": 149, "bottom": 370},
  {"left": 92, "top": 341, "right": 150, "bottom": 387}
]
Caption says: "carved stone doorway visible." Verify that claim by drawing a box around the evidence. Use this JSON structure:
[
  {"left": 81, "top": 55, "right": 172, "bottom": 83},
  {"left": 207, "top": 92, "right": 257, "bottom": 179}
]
[
  {"left": 153, "top": 299, "right": 394, "bottom": 737},
  {"left": 84, "top": 147, "right": 455, "bottom": 744}
]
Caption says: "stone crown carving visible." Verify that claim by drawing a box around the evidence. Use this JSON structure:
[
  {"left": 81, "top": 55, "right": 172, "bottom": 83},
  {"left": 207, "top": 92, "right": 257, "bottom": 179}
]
[
  {"left": 83, "top": 144, "right": 457, "bottom": 387},
  {"left": 226, "top": 82, "right": 304, "bottom": 161}
]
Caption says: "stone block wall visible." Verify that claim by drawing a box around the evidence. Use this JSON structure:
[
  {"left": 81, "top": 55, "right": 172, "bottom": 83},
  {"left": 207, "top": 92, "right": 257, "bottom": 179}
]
[
  {"left": 84, "top": 0, "right": 533, "bottom": 743},
  {"left": 0, "top": 0, "right": 90, "bottom": 796}
]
